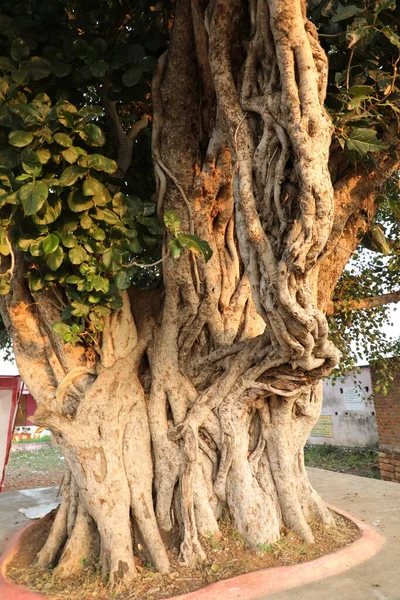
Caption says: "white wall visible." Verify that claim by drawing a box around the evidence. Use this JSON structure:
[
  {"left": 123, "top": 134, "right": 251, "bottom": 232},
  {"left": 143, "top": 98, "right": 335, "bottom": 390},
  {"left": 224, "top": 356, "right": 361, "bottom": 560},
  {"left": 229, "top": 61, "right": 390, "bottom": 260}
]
[{"left": 309, "top": 366, "right": 378, "bottom": 447}]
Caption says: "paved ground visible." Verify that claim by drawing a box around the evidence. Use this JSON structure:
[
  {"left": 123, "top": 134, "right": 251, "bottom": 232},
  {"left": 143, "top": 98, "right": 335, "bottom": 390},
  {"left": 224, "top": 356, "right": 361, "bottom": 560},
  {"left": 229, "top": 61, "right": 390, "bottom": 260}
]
[
  {"left": 265, "top": 468, "right": 400, "bottom": 600},
  {"left": 0, "top": 469, "right": 398, "bottom": 599},
  {"left": 0, "top": 486, "right": 58, "bottom": 555}
]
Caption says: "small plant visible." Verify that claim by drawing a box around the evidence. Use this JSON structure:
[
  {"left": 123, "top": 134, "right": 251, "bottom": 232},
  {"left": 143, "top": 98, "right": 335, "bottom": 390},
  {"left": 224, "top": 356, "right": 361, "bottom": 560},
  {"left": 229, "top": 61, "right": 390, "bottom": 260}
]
[{"left": 257, "top": 542, "right": 274, "bottom": 553}]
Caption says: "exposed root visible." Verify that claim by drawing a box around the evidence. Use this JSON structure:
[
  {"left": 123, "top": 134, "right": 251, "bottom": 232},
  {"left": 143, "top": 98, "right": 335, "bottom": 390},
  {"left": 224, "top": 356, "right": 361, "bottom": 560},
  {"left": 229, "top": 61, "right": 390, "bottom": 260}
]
[
  {"left": 36, "top": 471, "right": 71, "bottom": 567},
  {"left": 54, "top": 501, "right": 98, "bottom": 578}
]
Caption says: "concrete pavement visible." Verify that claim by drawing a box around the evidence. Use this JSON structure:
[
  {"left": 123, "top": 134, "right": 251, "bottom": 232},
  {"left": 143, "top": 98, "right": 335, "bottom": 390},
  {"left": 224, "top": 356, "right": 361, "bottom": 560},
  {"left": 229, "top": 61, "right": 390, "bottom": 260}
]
[
  {"left": 0, "top": 486, "right": 58, "bottom": 555},
  {"left": 264, "top": 468, "right": 400, "bottom": 600}
]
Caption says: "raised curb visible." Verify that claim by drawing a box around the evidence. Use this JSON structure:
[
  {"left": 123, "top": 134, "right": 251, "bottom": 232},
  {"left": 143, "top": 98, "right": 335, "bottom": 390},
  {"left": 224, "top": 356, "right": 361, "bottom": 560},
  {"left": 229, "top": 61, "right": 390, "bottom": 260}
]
[{"left": 0, "top": 505, "right": 384, "bottom": 600}]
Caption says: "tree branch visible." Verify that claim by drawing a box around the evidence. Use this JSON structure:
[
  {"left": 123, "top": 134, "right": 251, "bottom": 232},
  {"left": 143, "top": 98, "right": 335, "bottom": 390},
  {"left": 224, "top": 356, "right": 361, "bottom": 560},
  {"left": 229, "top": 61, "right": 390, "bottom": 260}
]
[
  {"left": 327, "top": 290, "right": 400, "bottom": 315},
  {"left": 127, "top": 114, "right": 148, "bottom": 140}
]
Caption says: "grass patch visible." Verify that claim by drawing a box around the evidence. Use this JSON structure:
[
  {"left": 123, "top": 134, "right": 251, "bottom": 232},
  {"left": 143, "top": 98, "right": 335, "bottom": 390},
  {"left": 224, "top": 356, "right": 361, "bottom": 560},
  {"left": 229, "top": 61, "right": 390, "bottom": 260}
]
[
  {"left": 7, "top": 446, "right": 64, "bottom": 472},
  {"left": 304, "top": 444, "right": 380, "bottom": 479}
]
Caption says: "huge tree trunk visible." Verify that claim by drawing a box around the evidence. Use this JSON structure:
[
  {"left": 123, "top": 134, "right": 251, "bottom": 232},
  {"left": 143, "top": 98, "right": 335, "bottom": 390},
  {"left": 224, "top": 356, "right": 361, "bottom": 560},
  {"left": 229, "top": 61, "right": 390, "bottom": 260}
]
[{"left": 1, "top": 0, "right": 399, "bottom": 589}]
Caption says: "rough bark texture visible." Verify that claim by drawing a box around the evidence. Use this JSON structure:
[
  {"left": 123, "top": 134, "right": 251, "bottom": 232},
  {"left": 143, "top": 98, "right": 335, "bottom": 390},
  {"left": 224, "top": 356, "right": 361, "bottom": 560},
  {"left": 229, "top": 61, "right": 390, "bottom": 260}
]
[{"left": 1, "top": 0, "right": 399, "bottom": 588}]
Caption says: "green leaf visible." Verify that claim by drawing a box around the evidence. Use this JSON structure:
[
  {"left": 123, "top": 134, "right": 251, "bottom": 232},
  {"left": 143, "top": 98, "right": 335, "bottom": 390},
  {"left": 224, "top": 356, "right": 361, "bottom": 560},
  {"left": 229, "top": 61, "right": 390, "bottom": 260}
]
[
  {"left": 332, "top": 5, "right": 363, "bottom": 22},
  {"left": 11, "top": 68, "right": 28, "bottom": 85},
  {"left": 42, "top": 233, "right": 59, "bottom": 254},
  {"left": 128, "top": 44, "right": 145, "bottom": 63},
  {"left": 71, "top": 300, "right": 90, "bottom": 317},
  {"left": 169, "top": 238, "right": 184, "bottom": 259},
  {"left": 177, "top": 233, "right": 213, "bottom": 262},
  {"left": 72, "top": 39, "right": 95, "bottom": 60},
  {"left": 78, "top": 154, "right": 117, "bottom": 173},
  {"left": 124, "top": 195, "right": 143, "bottom": 216},
  {"left": 67, "top": 189, "right": 93, "bottom": 212},
  {"left": 69, "top": 245, "right": 89, "bottom": 264},
  {"left": 164, "top": 210, "right": 181, "bottom": 236},
  {"left": 89, "top": 310, "right": 105, "bottom": 331},
  {"left": 46, "top": 246, "right": 64, "bottom": 271},
  {"left": 51, "top": 60, "right": 72, "bottom": 78},
  {"left": 29, "top": 239, "right": 43, "bottom": 256},
  {"left": 8, "top": 130, "right": 33, "bottom": 147},
  {"left": 32, "top": 197, "right": 62, "bottom": 225},
  {"left": 0, "top": 228, "right": 10, "bottom": 256},
  {"left": 370, "top": 224, "right": 392, "bottom": 255},
  {"left": 381, "top": 26, "right": 400, "bottom": 47},
  {"left": 21, "top": 149, "right": 42, "bottom": 177},
  {"left": 90, "top": 226, "right": 106, "bottom": 241},
  {"left": 80, "top": 215, "right": 93, "bottom": 229},
  {"left": 56, "top": 101, "right": 78, "bottom": 127},
  {"left": 122, "top": 67, "right": 142, "bottom": 87},
  {"left": 61, "top": 146, "right": 79, "bottom": 164},
  {"left": 0, "top": 277, "right": 11, "bottom": 295},
  {"left": 83, "top": 178, "right": 107, "bottom": 197},
  {"left": 78, "top": 105, "right": 104, "bottom": 118},
  {"left": 62, "top": 234, "right": 77, "bottom": 248},
  {"left": 25, "top": 57, "right": 51, "bottom": 80},
  {"left": 54, "top": 133, "right": 73, "bottom": 147},
  {"left": 78, "top": 124, "right": 106, "bottom": 147},
  {"left": 346, "top": 128, "right": 387, "bottom": 156},
  {"left": 112, "top": 193, "right": 127, "bottom": 217},
  {"left": 17, "top": 237, "right": 34, "bottom": 252},
  {"left": 0, "top": 56, "right": 15, "bottom": 71},
  {"left": 59, "top": 165, "right": 87, "bottom": 186},
  {"left": 11, "top": 38, "right": 30, "bottom": 62},
  {"left": 375, "top": 0, "right": 396, "bottom": 13},
  {"left": 348, "top": 85, "right": 375, "bottom": 98},
  {"left": 102, "top": 247, "right": 113, "bottom": 268},
  {"left": 52, "top": 322, "right": 70, "bottom": 336},
  {"left": 90, "top": 60, "right": 109, "bottom": 78},
  {"left": 37, "top": 148, "right": 52, "bottom": 164},
  {"left": 92, "top": 274, "right": 109, "bottom": 293},
  {"left": 26, "top": 272, "right": 44, "bottom": 292},
  {"left": 19, "top": 181, "right": 48, "bottom": 215},
  {"left": 102, "top": 209, "right": 121, "bottom": 225},
  {"left": 66, "top": 275, "right": 82, "bottom": 284},
  {"left": 0, "top": 148, "right": 19, "bottom": 169},
  {"left": 114, "top": 270, "right": 131, "bottom": 290}
]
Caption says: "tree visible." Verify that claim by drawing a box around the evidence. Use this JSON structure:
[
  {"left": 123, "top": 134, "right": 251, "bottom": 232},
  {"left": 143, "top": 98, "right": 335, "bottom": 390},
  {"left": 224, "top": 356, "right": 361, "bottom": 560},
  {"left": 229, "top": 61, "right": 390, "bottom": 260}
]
[{"left": 0, "top": 0, "right": 400, "bottom": 588}]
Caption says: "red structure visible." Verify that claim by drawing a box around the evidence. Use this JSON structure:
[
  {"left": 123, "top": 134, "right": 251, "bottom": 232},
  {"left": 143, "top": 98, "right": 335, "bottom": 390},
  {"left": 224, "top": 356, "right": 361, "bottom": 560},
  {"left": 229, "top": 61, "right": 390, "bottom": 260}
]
[{"left": 0, "top": 376, "right": 24, "bottom": 491}]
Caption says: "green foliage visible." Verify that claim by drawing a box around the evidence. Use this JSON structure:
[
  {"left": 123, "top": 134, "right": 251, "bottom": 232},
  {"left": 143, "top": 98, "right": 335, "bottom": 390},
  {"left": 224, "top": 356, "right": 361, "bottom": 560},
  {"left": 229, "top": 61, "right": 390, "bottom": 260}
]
[
  {"left": 329, "top": 178, "right": 400, "bottom": 387},
  {"left": 311, "top": 0, "right": 400, "bottom": 156},
  {"left": 0, "top": 1, "right": 167, "bottom": 346},
  {"left": 164, "top": 211, "right": 213, "bottom": 263}
]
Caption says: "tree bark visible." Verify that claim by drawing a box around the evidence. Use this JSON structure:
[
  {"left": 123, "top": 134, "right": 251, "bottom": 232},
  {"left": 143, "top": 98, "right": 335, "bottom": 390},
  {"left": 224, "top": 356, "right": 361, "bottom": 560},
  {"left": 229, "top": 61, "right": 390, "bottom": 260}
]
[{"left": 1, "top": 0, "right": 398, "bottom": 589}]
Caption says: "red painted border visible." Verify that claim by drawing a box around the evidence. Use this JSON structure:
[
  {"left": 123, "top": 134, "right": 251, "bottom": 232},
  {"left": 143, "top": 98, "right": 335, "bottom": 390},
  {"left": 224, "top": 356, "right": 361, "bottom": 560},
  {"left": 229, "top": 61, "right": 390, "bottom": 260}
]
[{"left": 0, "top": 505, "right": 384, "bottom": 600}]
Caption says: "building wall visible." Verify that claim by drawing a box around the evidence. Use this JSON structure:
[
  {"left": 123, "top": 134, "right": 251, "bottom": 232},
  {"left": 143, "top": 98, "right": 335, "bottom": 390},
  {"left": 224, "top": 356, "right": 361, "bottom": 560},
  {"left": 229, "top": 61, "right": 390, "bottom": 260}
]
[
  {"left": 309, "top": 366, "right": 378, "bottom": 448},
  {"left": 371, "top": 364, "right": 400, "bottom": 482},
  {"left": 26, "top": 393, "right": 37, "bottom": 425}
]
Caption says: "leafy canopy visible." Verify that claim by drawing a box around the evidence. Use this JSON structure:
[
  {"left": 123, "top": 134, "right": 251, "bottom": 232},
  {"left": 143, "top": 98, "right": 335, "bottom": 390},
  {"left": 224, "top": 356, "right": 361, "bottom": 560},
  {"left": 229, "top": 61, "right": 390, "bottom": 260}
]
[{"left": 0, "top": 0, "right": 210, "bottom": 346}]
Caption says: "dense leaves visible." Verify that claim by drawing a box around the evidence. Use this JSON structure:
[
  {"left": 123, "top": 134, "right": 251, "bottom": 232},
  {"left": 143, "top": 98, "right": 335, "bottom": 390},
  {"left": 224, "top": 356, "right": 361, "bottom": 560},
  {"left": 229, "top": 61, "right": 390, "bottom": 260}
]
[{"left": 0, "top": 0, "right": 211, "bottom": 346}]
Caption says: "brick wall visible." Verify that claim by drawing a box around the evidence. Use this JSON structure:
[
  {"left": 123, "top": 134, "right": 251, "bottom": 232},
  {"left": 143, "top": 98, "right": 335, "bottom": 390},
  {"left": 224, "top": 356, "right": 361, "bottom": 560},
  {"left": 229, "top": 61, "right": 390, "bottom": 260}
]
[{"left": 371, "top": 364, "right": 400, "bottom": 483}]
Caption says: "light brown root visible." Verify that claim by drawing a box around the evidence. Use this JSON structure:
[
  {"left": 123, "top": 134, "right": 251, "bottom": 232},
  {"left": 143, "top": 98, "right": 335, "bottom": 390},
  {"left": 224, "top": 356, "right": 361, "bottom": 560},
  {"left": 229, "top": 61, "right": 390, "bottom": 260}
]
[
  {"left": 124, "top": 383, "right": 170, "bottom": 574},
  {"left": 54, "top": 501, "right": 99, "bottom": 579},
  {"left": 36, "top": 471, "right": 71, "bottom": 567}
]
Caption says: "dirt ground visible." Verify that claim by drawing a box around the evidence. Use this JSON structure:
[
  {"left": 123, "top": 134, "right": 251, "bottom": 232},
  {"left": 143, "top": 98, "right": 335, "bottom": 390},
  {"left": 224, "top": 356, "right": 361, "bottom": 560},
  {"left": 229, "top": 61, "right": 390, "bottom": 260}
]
[
  {"left": 2, "top": 446, "right": 65, "bottom": 492},
  {"left": 7, "top": 509, "right": 359, "bottom": 600}
]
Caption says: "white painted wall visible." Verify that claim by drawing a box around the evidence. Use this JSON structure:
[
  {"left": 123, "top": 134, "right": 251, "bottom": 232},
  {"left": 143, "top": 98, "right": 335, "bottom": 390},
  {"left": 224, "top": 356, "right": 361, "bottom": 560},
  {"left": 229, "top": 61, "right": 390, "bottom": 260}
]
[{"left": 309, "top": 366, "right": 379, "bottom": 447}]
